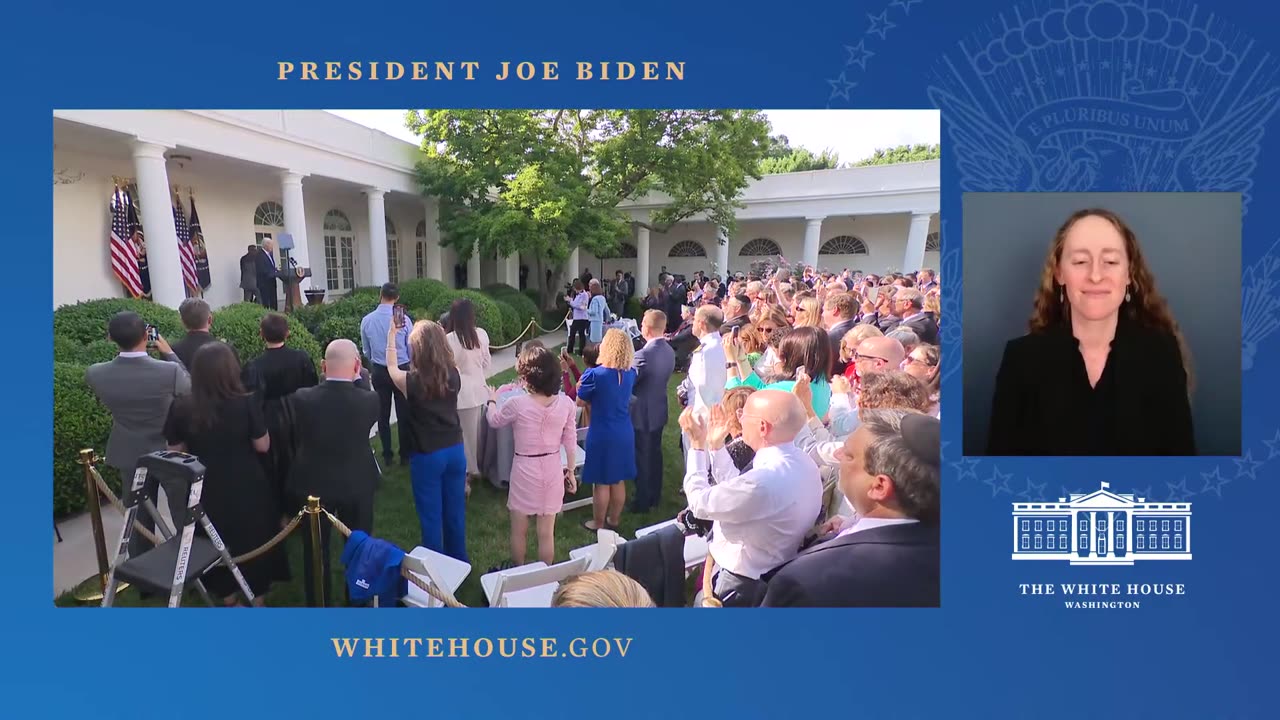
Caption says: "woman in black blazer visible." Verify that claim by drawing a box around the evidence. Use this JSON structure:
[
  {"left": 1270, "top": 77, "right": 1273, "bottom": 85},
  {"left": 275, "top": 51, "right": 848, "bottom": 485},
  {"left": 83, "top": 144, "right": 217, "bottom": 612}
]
[{"left": 986, "top": 208, "right": 1196, "bottom": 456}]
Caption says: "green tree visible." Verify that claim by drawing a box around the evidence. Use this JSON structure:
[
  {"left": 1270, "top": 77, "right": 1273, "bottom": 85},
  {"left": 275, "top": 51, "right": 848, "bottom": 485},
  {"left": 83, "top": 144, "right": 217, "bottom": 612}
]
[
  {"left": 406, "top": 110, "right": 771, "bottom": 309},
  {"left": 758, "top": 133, "right": 841, "bottom": 173},
  {"left": 851, "top": 143, "right": 941, "bottom": 166}
]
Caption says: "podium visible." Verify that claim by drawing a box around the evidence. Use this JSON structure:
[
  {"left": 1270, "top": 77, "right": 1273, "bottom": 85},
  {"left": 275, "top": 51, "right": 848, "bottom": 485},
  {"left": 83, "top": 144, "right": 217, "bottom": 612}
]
[{"left": 283, "top": 266, "right": 312, "bottom": 312}]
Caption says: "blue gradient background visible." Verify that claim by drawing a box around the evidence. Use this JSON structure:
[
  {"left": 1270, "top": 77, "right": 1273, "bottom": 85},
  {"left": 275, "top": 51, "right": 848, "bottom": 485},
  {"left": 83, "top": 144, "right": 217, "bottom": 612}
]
[{"left": 11, "top": 0, "right": 1279, "bottom": 717}]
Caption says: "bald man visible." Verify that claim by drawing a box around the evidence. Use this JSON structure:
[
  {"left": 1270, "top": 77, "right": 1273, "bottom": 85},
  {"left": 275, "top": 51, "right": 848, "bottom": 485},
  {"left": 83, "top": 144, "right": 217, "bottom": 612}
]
[
  {"left": 288, "top": 339, "right": 380, "bottom": 606},
  {"left": 680, "top": 389, "right": 822, "bottom": 606},
  {"left": 851, "top": 336, "right": 906, "bottom": 383}
]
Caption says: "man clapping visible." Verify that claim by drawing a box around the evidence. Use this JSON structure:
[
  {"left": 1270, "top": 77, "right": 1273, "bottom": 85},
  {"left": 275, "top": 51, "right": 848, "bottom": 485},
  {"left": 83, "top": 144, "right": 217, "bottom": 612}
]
[{"left": 679, "top": 389, "right": 822, "bottom": 607}]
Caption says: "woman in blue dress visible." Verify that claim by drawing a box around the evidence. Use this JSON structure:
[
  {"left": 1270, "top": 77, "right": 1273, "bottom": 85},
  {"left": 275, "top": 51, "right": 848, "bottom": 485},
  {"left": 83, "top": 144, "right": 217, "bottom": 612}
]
[{"left": 576, "top": 328, "right": 637, "bottom": 531}]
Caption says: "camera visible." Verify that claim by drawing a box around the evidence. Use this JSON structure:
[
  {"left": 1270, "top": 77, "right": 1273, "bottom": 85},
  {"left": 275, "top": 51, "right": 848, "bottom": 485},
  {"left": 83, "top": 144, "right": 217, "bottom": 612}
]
[
  {"left": 675, "top": 508, "right": 713, "bottom": 538},
  {"left": 145, "top": 324, "right": 159, "bottom": 343}
]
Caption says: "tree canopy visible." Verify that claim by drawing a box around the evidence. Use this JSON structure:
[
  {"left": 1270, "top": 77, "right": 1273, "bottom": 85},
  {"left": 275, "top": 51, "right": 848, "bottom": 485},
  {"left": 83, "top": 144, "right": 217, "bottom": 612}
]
[
  {"left": 758, "top": 134, "right": 841, "bottom": 174},
  {"left": 405, "top": 109, "right": 771, "bottom": 304},
  {"left": 851, "top": 143, "right": 940, "bottom": 166}
]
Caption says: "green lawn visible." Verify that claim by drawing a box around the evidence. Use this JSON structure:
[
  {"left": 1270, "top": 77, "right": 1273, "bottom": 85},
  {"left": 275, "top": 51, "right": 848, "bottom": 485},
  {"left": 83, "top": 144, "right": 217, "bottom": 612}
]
[{"left": 59, "top": 348, "right": 690, "bottom": 608}]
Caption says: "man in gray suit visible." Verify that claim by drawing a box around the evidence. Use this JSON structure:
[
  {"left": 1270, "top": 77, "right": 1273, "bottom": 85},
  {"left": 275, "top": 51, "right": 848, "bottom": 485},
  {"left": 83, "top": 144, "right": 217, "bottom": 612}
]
[
  {"left": 630, "top": 309, "right": 676, "bottom": 514},
  {"left": 85, "top": 312, "right": 191, "bottom": 560}
]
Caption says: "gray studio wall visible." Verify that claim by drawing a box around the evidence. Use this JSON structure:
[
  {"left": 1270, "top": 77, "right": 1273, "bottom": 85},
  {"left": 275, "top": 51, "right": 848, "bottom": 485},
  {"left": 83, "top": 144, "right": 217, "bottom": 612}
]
[{"left": 961, "top": 192, "right": 1241, "bottom": 456}]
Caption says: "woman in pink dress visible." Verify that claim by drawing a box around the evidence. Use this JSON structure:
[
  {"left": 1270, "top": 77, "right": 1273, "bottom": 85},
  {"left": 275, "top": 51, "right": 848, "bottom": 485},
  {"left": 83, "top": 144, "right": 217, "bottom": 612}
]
[{"left": 485, "top": 345, "right": 578, "bottom": 566}]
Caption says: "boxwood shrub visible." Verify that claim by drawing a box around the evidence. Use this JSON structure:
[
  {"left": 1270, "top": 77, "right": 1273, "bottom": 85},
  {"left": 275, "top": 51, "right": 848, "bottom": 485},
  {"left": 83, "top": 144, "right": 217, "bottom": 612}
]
[
  {"left": 53, "top": 362, "right": 118, "bottom": 517},
  {"left": 288, "top": 303, "right": 328, "bottom": 336},
  {"left": 54, "top": 298, "right": 183, "bottom": 345},
  {"left": 397, "top": 279, "right": 450, "bottom": 313},
  {"left": 54, "top": 336, "right": 120, "bottom": 366},
  {"left": 314, "top": 316, "right": 361, "bottom": 355},
  {"left": 625, "top": 297, "right": 644, "bottom": 321},
  {"left": 483, "top": 285, "right": 540, "bottom": 336},
  {"left": 209, "top": 303, "right": 322, "bottom": 370},
  {"left": 426, "top": 290, "right": 509, "bottom": 346}
]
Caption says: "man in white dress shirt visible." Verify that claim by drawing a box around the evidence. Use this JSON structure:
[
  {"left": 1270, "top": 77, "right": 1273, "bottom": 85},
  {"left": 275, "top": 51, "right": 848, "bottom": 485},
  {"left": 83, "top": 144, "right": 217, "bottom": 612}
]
[
  {"left": 680, "top": 389, "right": 822, "bottom": 607},
  {"left": 687, "top": 305, "right": 727, "bottom": 415}
]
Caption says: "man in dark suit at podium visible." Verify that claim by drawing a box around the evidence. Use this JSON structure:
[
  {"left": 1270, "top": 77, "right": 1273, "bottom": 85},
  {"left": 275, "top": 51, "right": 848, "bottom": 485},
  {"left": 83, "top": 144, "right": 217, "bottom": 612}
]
[
  {"left": 760, "top": 409, "right": 940, "bottom": 608},
  {"left": 256, "top": 238, "right": 283, "bottom": 310},
  {"left": 288, "top": 338, "right": 380, "bottom": 606}
]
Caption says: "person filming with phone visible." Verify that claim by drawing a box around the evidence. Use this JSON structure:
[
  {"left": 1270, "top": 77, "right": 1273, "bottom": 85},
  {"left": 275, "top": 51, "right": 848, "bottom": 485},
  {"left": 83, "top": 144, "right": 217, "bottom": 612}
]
[
  {"left": 84, "top": 312, "right": 191, "bottom": 567},
  {"left": 360, "top": 283, "right": 412, "bottom": 469}
]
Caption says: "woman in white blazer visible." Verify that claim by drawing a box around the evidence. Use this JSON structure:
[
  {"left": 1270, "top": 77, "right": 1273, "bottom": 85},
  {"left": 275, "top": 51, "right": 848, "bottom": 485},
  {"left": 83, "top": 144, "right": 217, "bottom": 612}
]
[{"left": 445, "top": 298, "right": 491, "bottom": 493}]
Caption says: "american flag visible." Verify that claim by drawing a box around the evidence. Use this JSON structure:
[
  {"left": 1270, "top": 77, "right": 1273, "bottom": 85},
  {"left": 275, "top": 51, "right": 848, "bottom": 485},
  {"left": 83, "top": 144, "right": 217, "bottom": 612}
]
[
  {"left": 109, "top": 189, "right": 144, "bottom": 297},
  {"left": 173, "top": 192, "right": 200, "bottom": 295}
]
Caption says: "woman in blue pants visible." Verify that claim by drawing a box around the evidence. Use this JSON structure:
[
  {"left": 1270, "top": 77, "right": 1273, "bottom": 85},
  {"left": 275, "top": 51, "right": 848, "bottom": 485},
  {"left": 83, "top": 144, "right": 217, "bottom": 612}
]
[{"left": 387, "top": 320, "right": 468, "bottom": 562}]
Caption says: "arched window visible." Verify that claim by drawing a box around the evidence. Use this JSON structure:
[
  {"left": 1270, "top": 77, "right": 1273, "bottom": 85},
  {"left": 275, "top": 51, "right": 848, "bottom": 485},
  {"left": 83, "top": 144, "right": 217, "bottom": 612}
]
[
  {"left": 414, "top": 220, "right": 427, "bottom": 279},
  {"left": 668, "top": 240, "right": 707, "bottom": 258},
  {"left": 253, "top": 201, "right": 284, "bottom": 227},
  {"left": 323, "top": 210, "right": 352, "bottom": 231},
  {"left": 738, "top": 238, "right": 781, "bottom": 256},
  {"left": 322, "top": 210, "right": 355, "bottom": 291},
  {"left": 926, "top": 231, "right": 940, "bottom": 252},
  {"left": 385, "top": 217, "right": 399, "bottom": 282},
  {"left": 599, "top": 242, "right": 639, "bottom": 259},
  {"left": 819, "top": 235, "right": 869, "bottom": 255}
]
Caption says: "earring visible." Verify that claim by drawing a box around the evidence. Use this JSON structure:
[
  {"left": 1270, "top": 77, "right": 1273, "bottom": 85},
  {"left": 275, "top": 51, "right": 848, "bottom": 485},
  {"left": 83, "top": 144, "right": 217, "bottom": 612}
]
[
  {"left": 1058, "top": 287, "right": 1064, "bottom": 304},
  {"left": 1125, "top": 290, "right": 1131, "bottom": 303}
]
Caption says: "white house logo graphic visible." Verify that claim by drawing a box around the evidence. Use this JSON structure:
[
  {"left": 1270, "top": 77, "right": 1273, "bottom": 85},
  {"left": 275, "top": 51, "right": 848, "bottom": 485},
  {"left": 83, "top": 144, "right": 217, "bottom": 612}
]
[{"left": 1011, "top": 482, "right": 1191, "bottom": 565}]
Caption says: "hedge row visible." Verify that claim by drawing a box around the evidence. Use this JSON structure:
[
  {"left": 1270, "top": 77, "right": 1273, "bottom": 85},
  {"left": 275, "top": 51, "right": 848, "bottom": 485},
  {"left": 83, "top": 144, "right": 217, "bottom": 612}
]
[
  {"left": 209, "top": 303, "right": 323, "bottom": 370},
  {"left": 483, "top": 283, "right": 540, "bottom": 337},
  {"left": 51, "top": 299, "right": 326, "bottom": 517},
  {"left": 53, "top": 298, "right": 184, "bottom": 345},
  {"left": 53, "top": 361, "right": 119, "bottom": 516}
]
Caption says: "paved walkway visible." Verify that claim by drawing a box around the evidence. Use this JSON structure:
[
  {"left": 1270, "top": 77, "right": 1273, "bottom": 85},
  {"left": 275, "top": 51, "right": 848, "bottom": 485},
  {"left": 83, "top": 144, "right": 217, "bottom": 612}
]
[{"left": 52, "top": 330, "right": 565, "bottom": 597}]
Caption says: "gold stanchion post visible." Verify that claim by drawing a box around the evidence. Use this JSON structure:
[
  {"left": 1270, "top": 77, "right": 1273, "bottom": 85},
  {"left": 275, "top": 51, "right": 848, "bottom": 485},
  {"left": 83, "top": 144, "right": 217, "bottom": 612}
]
[
  {"left": 305, "top": 496, "right": 324, "bottom": 607},
  {"left": 72, "top": 449, "right": 127, "bottom": 601}
]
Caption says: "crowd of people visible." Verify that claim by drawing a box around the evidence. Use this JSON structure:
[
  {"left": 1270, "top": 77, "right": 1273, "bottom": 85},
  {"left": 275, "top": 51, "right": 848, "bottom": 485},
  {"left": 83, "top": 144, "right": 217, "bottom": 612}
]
[
  {"left": 643, "top": 264, "right": 943, "bottom": 607},
  {"left": 84, "top": 258, "right": 942, "bottom": 608}
]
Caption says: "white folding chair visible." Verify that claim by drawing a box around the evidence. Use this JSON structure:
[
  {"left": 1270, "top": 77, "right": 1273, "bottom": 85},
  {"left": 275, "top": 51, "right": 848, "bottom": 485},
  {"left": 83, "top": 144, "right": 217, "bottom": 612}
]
[
  {"left": 568, "top": 528, "right": 624, "bottom": 570},
  {"left": 636, "top": 519, "right": 709, "bottom": 572},
  {"left": 481, "top": 556, "right": 591, "bottom": 608},
  {"left": 401, "top": 546, "right": 472, "bottom": 608}
]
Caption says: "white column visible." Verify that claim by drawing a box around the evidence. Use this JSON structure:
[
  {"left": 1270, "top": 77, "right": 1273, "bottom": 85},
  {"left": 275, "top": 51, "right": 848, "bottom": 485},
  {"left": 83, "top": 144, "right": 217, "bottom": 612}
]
[
  {"left": 1109, "top": 511, "right": 1117, "bottom": 556},
  {"left": 715, "top": 227, "right": 730, "bottom": 278},
  {"left": 280, "top": 171, "right": 312, "bottom": 292},
  {"left": 1183, "top": 514, "right": 1191, "bottom": 554},
  {"left": 1089, "top": 512, "right": 1097, "bottom": 556},
  {"left": 131, "top": 139, "right": 184, "bottom": 308},
  {"left": 802, "top": 217, "right": 824, "bottom": 270},
  {"left": 567, "top": 247, "right": 581, "bottom": 284},
  {"left": 467, "top": 240, "right": 482, "bottom": 288},
  {"left": 365, "top": 188, "right": 389, "bottom": 286},
  {"left": 503, "top": 251, "right": 520, "bottom": 288},
  {"left": 903, "top": 212, "right": 933, "bottom": 273},
  {"left": 635, "top": 224, "right": 650, "bottom": 297},
  {"left": 421, "top": 198, "right": 443, "bottom": 282},
  {"left": 1070, "top": 512, "right": 1078, "bottom": 554}
]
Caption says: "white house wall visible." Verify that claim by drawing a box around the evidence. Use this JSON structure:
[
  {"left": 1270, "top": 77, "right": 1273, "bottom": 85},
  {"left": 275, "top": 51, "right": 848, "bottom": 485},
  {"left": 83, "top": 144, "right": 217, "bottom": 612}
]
[{"left": 53, "top": 142, "right": 442, "bottom": 308}]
